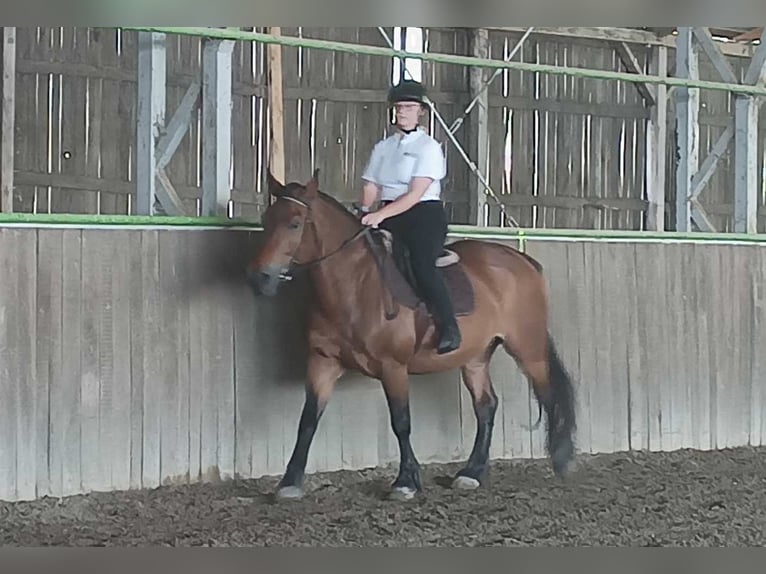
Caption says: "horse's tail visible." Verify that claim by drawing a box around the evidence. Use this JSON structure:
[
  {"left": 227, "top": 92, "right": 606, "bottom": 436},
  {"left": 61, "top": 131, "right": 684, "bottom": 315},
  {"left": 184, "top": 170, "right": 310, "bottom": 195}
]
[{"left": 544, "top": 333, "right": 577, "bottom": 476}]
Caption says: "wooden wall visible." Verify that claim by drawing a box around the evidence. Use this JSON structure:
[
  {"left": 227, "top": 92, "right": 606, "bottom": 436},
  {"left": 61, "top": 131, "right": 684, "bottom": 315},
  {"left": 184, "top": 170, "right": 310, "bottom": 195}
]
[
  {"left": 8, "top": 27, "right": 766, "bottom": 228},
  {"left": 0, "top": 225, "right": 763, "bottom": 501}
]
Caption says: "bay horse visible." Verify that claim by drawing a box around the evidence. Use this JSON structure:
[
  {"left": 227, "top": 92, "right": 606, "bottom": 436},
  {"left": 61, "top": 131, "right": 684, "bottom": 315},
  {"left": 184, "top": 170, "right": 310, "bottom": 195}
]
[{"left": 247, "top": 170, "right": 577, "bottom": 501}]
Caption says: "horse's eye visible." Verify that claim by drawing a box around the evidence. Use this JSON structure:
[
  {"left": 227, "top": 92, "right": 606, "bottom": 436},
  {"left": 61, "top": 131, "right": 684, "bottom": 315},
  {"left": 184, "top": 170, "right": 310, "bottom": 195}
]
[{"left": 288, "top": 220, "right": 301, "bottom": 230}]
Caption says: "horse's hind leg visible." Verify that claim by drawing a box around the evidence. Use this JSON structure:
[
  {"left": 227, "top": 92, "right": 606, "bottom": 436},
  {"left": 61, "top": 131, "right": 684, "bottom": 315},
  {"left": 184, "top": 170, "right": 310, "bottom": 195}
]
[
  {"left": 276, "top": 352, "right": 344, "bottom": 499},
  {"left": 503, "top": 331, "right": 576, "bottom": 477},
  {"left": 452, "top": 348, "right": 499, "bottom": 490}
]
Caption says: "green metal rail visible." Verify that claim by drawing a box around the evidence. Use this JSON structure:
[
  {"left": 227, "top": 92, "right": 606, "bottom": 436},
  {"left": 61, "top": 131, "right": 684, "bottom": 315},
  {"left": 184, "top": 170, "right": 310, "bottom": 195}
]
[
  {"left": 121, "top": 26, "right": 766, "bottom": 98},
  {"left": 1, "top": 213, "right": 765, "bottom": 245}
]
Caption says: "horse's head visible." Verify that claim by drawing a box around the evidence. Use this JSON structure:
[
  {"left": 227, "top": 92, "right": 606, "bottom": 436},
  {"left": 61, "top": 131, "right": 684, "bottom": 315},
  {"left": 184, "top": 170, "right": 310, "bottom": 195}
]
[{"left": 247, "top": 169, "right": 320, "bottom": 296}]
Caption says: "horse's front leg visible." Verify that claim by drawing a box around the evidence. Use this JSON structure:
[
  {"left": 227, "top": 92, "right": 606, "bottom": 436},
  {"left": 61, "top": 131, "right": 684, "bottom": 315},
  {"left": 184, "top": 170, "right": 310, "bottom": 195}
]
[
  {"left": 276, "top": 352, "right": 344, "bottom": 499},
  {"left": 381, "top": 364, "right": 422, "bottom": 500}
]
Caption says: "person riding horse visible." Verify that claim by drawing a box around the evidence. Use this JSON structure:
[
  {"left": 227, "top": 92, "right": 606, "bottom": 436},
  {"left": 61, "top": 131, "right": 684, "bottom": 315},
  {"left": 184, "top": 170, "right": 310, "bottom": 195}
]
[{"left": 357, "top": 79, "right": 462, "bottom": 355}]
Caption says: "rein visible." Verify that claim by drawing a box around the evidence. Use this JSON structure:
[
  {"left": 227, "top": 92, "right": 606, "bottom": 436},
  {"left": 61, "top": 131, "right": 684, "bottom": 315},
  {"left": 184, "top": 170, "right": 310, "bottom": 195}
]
[
  {"left": 278, "top": 194, "right": 371, "bottom": 272},
  {"left": 277, "top": 193, "right": 400, "bottom": 320}
]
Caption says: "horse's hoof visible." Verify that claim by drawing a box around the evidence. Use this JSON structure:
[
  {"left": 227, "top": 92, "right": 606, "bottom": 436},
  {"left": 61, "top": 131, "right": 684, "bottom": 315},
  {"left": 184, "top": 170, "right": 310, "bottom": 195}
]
[
  {"left": 452, "top": 475, "right": 480, "bottom": 490},
  {"left": 551, "top": 439, "right": 576, "bottom": 477},
  {"left": 275, "top": 485, "right": 304, "bottom": 499},
  {"left": 553, "top": 457, "right": 576, "bottom": 477},
  {"left": 389, "top": 486, "right": 417, "bottom": 501}
]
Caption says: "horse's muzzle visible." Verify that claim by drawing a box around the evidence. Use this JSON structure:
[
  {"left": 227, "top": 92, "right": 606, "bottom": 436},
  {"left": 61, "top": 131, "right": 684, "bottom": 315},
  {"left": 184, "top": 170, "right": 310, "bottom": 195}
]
[{"left": 246, "top": 265, "right": 291, "bottom": 296}]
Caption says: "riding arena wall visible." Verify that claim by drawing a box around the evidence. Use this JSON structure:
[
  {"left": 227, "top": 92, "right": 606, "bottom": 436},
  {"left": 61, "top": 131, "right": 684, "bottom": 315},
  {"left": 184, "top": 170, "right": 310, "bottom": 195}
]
[{"left": 0, "top": 224, "right": 763, "bottom": 502}]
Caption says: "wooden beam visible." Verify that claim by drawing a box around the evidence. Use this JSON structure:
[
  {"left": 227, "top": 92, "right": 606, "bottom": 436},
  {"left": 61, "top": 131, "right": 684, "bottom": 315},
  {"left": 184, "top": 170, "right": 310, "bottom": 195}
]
[
  {"left": 743, "top": 29, "right": 766, "bottom": 85},
  {"left": 692, "top": 28, "right": 739, "bottom": 85},
  {"left": 268, "top": 27, "right": 285, "bottom": 184},
  {"left": 646, "top": 45, "right": 667, "bottom": 231},
  {"left": 690, "top": 122, "right": 734, "bottom": 200},
  {"left": 614, "top": 41, "right": 656, "bottom": 106},
  {"left": 467, "top": 28, "right": 489, "bottom": 226},
  {"left": 201, "top": 37, "right": 234, "bottom": 217},
  {"left": 155, "top": 167, "right": 188, "bottom": 216},
  {"left": 156, "top": 80, "right": 201, "bottom": 171},
  {"left": 675, "top": 28, "right": 699, "bottom": 232},
  {"left": 1, "top": 27, "right": 15, "bottom": 213},
  {"left": 690, "top": 199, "right": 717, "bottom": 232},
  {"left": 733, "top": 27, "right": 764, "bottom": 43},
  {"left": 494, "top": 26, "right": 760, "bottom": 58}
]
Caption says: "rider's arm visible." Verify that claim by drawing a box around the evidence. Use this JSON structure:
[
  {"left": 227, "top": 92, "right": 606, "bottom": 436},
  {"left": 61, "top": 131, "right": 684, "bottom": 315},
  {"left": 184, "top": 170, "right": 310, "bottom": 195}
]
[
  {"left": 373, "top": 177, "right": 432, "bottom": 218},
  {"left": 359, "top": 141, "right": 385, "bottom": 212},
  {"left": 360, "top": 180, "right": 381, "bottom": 212}
]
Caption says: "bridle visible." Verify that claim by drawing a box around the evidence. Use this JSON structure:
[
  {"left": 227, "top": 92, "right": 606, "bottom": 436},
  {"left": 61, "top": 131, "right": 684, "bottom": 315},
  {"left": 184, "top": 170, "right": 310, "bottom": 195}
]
[
  {"left": 274, "top": 193, "right": 371, "bottom": 276},
  {"left": 272, "top": 192, "right": 400, "bottom": 320}
]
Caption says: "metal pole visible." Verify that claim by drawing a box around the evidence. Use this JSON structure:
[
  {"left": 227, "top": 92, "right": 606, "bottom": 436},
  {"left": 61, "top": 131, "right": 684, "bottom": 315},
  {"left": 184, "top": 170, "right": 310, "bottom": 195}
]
[{"left": 122, "top": 26, "right": 766, "bottom": 98}]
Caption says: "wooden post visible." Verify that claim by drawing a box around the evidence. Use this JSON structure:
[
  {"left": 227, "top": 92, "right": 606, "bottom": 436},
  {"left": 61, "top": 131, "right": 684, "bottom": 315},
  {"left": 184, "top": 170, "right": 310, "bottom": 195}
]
[
  {"left": 646, "top": 45, "right": 667, "bottom": 231},
  {"left": 136, "top": 31, "right": 166, "bottom": 216},
  {"left": 201, "top": 37, "right": 234, "bottom": 217},
  {"left": 1, "top": 27, "right": 15, "bottom": 213},
  {"left": 467, "top": 28, "right": 489, "bottom": 226},
  {"left": 734, "top": 30, "right": 766, "bottom": 234},
  {"left": 674, "top": 28, "right": 698, "bottom": 232},
  {"left": 268, "top": 27, "right": 285, "bottom": 184}
]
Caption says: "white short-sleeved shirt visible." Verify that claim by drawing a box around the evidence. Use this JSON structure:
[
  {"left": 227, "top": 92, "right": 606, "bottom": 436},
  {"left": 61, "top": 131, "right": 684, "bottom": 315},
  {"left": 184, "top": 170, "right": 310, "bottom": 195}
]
[{"left": 361, "top": 128, "right": 446, "bottom": 202}]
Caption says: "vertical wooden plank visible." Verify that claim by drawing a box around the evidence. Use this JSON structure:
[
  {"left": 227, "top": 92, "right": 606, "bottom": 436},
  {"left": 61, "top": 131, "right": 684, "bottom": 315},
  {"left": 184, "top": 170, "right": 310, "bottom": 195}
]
[
  {"left": 58, "top": 229, "right": 82, "bottom": 496},
  {"left": 128, "top": 229, "right": 144, "bottom": 488},
  {"left": 753, "top": 246, "right": 766, "bottom": 446},
  {"left": 232, "top": 260, "right": 259, "bottom": 479},
  {"left": 10, "top": 229, "right": 38, "bottom": 500},
  {"left": 109, "top": 229, "right": 132, "bottom": 490},
  {"left": 0, "top": 229, "right": 18, "bottom": 499},
  {"left": 54, "top": 28, "right": 93, "bottom": 214},
  {"left": 119, "top": 30, "right": 138, "bottom": 212},
  {"left": 187, "top": 232, "right": 204, "bottom": 482},
  {"left": 1, "top": 28, "right": 15, "bottom": 212},
  {"left": 79, "top": 230, "right": 102, "bottom": 492},
  {"left": 12, "top": 28, "right": 38, "bottom": 213},
  {"left": 140, "top": 230, "right": 161, "bottom": 488},
  {"left": 34, "top": 229, "right": 62, "bottom": 498},
  {"left": 158, "top": 231, "right": 189, "bottom": 484},
  {"left": 602, "top": 242, "right": 631, "bottom": 452},
  {"left": 95, "top": 28, "right": 127, "bottom": 215},
  {"left": 624, "top": 243, "right": 647, "bottom": 450}
]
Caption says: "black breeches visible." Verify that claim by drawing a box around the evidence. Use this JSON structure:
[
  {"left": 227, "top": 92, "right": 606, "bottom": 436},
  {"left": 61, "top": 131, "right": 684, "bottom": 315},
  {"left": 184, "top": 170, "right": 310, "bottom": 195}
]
[{"left": 380, "top": 201, "right": 457, "bottom": 326}]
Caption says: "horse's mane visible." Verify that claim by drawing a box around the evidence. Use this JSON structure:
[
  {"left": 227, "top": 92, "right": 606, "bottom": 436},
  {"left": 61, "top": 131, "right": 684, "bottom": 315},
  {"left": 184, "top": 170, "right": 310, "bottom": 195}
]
[{"left": 316, "top": 189, "right": 364, "bottom": 228}]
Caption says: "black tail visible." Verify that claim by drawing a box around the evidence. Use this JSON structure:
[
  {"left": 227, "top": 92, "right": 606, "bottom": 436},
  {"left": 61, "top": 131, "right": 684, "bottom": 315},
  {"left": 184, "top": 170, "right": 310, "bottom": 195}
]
[{"left": 545, "top": 334, "right": 577, "bottom": 476}]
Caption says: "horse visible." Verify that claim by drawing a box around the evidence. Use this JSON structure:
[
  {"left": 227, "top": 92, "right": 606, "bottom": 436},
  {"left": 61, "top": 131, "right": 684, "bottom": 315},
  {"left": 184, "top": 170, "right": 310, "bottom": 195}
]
[{"left": 246, "top": 169, "right": 577, "bottom": 501}]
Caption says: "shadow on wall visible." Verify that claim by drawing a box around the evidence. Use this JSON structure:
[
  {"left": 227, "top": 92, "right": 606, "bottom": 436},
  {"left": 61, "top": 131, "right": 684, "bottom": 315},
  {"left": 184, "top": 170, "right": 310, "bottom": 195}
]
[{"left": 179, "top": 228, "right": 311, "bottom": 389}]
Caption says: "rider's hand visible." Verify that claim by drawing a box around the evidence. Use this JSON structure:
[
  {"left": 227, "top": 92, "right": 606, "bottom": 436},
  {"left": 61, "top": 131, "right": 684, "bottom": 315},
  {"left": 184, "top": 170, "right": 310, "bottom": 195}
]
[{"left": 361, "top": 211, "right": 386, "bottom": 228}]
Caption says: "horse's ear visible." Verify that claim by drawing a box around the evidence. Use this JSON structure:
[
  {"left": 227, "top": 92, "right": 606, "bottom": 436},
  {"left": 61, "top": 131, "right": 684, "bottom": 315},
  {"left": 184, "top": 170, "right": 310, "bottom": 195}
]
[
  {"left": 304, "top": 168, "right": 320, "bottom": 198},
  {"left": 266, "top": 170, "right": 284, "bottom": 197}
]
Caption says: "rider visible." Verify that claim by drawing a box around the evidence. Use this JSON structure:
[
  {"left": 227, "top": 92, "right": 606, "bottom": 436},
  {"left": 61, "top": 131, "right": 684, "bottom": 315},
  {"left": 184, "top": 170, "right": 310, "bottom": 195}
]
[{"left": 357, "top": 78, "right": 462, "bottom": 355}]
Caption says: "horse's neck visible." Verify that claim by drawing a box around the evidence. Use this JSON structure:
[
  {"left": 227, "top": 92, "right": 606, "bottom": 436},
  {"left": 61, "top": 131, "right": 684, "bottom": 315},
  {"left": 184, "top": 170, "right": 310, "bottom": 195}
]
[{"left": 307, "top": 208, "right": 382, "bottom": 318}]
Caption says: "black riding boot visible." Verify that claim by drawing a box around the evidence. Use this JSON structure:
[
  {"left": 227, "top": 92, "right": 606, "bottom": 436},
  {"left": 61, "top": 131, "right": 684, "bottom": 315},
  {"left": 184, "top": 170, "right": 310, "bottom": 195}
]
[{"left": 435, "top": 312, "right": 462, "bottom": 354}]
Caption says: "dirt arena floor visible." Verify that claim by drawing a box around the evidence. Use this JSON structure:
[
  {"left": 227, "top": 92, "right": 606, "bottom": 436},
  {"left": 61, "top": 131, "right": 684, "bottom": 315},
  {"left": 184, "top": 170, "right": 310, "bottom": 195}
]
[{"left": 1, "top": 446, "right": 765, "bottom": 547}]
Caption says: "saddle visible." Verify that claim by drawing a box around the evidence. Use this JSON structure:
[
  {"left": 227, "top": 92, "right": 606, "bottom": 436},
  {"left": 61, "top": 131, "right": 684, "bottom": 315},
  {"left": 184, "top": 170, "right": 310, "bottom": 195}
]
[{"left": 368, "top": 228, "right": 475, "bottom": 318}]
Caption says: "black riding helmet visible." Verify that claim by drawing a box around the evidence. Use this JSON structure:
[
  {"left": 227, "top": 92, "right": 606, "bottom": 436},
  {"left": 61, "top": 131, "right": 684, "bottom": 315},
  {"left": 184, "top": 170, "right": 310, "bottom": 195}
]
[{"left": 387, "top": 79, "right": 428, "bottom": 105}]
